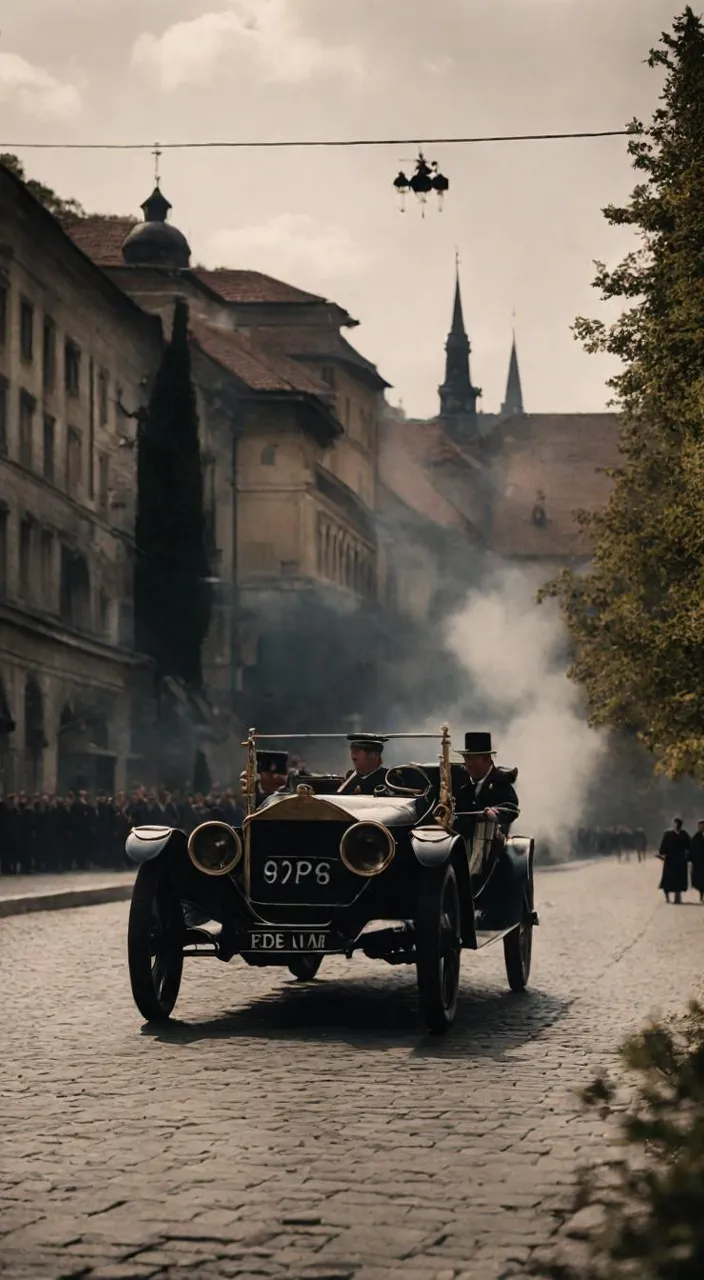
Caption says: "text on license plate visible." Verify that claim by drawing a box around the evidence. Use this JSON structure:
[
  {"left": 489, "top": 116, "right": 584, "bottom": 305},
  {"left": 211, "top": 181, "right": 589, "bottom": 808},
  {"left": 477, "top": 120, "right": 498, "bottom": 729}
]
[
  {"left": 247, "top": 931, "right": 330, "bottom": 952},
  {"left": 261, "top": 857, "right": 331, "bottom": 886}
]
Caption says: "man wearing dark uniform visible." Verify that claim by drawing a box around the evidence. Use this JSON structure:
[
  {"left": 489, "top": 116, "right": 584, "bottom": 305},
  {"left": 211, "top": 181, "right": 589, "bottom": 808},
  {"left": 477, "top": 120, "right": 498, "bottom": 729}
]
[
  {"left": 453, "top": 732, "right": 520, "bottom": 833},
  {"left": 337, "top": 735, "right": 389, "bottom": 796}
]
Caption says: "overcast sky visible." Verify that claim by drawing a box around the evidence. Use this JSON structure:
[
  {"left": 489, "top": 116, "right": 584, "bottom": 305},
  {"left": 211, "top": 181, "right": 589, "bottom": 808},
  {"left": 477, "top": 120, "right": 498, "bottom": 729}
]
[{"left": 0, "top": 1, "right": 688, "bottom": 417}]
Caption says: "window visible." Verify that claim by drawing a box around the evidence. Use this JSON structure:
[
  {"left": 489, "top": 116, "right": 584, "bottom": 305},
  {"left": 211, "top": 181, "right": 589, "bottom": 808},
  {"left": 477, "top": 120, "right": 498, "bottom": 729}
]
[
  {"left": 40, "top": 530, "right": 53, "bottom": 606},
  {"left": 321, "top": 366, "right": 335, "bottom": 388},
  {"left": 260, "top": 444, "right": 276, "bottom": 466},
  {"left": 19, "top": 519, "right": 32, "bottom": 595},
  {"left": 98, "top": 591, "right": 110, "bottom": 636},
  {"left": 64, "top": 339, "right": 81, "bottom": 397},
  {"left": 0, "top": 509, "right": 7, "bottom": 597},
  {"left": 98, "top": 368, "right": 109, "bottom": 425},
  {"left": 98, "top": 453, "right": 109, "bottom": 513},
  {"left": 19, "top": 391, "right": 35, "bottom": 469},
  {"left": 0, "top": 378, "right": 7, "bottom": 456},
  {"left": 0, "top": 283, "right": 7, "bottom": 348},
  {"left": 20, "top": 299, "right": 34, "bottom": 363},
  {"left": 42, "top": 415, "right": 55, "bottom": 482},
  {"left": 60, "top": 545, "right": 91, "bottom": 630},
  {"left": 66, "top": 427, "right": 82, "bottom": 497},
  {"left": 43, "top": 317, "right": 56, "bottom": 390}
]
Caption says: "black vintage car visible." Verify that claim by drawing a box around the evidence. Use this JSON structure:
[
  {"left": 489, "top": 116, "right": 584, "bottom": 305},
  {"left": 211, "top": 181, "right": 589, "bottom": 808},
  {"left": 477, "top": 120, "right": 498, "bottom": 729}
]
[{"left": 125, "top": 728, "right": 537, "bottom": 1033}]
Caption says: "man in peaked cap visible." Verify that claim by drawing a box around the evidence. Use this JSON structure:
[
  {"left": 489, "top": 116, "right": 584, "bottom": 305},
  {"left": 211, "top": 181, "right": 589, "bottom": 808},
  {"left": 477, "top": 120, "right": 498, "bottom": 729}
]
[
  {"left": 453, "top": 732, "right": 520, "bottom": 833},
  {"left": 337, "top": 734, "right": 389, "bottom": 796}
]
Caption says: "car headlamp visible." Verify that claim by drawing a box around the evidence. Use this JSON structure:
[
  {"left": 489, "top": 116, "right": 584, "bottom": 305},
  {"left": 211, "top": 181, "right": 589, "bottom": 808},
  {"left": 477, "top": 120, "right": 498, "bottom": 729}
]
[
  {"left": 188, "top": 821, "right": 242, "bottom": 876},
  {"left": 340, "top": 821, "right": 395, "bottom": 877}
]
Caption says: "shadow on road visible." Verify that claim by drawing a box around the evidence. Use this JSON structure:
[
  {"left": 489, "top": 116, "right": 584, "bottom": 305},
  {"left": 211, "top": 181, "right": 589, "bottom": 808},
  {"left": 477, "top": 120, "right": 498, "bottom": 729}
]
[{"left": 142, "top": 970, "right": 571, "bottom": 1060}]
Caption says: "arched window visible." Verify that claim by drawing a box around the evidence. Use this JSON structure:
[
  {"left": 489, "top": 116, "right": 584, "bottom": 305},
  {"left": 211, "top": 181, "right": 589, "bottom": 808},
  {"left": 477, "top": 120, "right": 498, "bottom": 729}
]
[{"left": 260, "top": 444, "right": 276, "bottom": 466}]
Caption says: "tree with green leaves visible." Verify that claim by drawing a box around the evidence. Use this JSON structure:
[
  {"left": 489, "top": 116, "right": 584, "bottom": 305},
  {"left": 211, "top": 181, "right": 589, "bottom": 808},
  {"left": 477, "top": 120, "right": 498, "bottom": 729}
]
[
  {"left": 134, "top": 298, "right": 212, "bottom": 687},
  {"left": 544, "top": 8, "right": 704, "bottom": 780},
  {"left": 0, "top": 153, "right": 86, "bottom": 218}
]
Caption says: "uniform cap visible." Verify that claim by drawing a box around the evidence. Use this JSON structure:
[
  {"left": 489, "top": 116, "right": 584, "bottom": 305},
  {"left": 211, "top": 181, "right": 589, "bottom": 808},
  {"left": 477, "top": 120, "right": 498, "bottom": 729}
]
[{"left": 346, "top": 734, "right": 388, "bottom": 751}]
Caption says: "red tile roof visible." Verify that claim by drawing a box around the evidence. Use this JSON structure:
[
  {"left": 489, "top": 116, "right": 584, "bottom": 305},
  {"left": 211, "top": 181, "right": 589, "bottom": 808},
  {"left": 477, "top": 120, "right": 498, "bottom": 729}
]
[
  {"left": 487, "top": 413, "right": 623, "bottom": 558},
  {"left": 190, "top": 321, "right": 333, "bottom": 397},
  {"left": 61, "top": 215, "right": 137, "bottom": 266},
  {"left": 193, "top": 269, "right": 325, "bottom": 306},
  {"left": 380, "top": 419, "right": 476, "bottom": 534},
  {"left": 261, "top": 326, "right": 389, "bottom": 388}
]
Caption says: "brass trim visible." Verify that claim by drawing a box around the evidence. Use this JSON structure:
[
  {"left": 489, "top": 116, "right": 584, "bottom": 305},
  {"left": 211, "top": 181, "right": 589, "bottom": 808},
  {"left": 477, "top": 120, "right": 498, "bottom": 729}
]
[
  {"left": 339, "top": 821, "right": 396, "bottom": 878},
  {"left": 245, "top": 793, "right": 358, "bottom": 824},
  {"left": 188, "top": 821, "right": 243, "bottom": 877}
]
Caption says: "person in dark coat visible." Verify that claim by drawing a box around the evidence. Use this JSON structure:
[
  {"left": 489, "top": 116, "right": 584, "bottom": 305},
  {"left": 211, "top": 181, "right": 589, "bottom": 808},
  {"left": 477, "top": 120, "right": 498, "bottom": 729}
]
[
  {"left": 337, "top": 735, "right": 388, "bottom": 796},
  {"left": 658, "top": 818, "right": 690, "bottom": 902},
  {"left": 689, "top": 820, "right": 704, "bottom": 902},
  {"left": 453, "top": 732, "right": 520, "bottom": 834}
]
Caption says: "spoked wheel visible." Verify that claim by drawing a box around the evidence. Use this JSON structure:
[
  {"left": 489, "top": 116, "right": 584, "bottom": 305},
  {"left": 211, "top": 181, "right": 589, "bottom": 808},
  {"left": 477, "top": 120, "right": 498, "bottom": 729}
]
[
  {"left": 128, "top": 860, "right": 185, "bottom": 1022},
  {"left": 504, "top": 916, "right": 533, "bottom": 992},
  {"left": 416, "top": 862, "right": 462, "bottom": 1034},
  {"left": 288, "top": 956, "right": 323, "bottom": 982}
]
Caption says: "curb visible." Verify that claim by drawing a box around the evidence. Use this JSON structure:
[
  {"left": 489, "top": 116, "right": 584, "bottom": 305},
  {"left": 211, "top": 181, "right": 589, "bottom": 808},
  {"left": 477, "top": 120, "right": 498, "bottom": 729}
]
[{"left": 0, "top": 882, "right": 134, "bottom": 919}]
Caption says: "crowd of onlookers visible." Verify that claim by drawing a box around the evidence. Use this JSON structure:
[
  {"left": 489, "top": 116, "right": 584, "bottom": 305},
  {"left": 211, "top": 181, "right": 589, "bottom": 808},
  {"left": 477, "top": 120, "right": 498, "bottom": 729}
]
[
  {"left": 0, "top": 787, "right": 245, "bottom": 877},
  {"left": 572, "top": 825, "right": 648, "bottom": 860}
]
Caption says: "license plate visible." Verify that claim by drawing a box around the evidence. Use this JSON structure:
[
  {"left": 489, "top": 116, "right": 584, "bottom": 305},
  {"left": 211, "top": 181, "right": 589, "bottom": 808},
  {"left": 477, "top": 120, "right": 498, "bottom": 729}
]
[
  {"left": 249, "top": 854, "right": 343, "bottom": 905},
  {"left": 246, "top": 930, "right": 333, "bottom": 953}
]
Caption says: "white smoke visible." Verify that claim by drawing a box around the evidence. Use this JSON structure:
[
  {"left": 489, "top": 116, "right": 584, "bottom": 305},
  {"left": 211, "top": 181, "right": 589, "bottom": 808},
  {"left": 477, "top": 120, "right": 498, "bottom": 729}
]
[{"left": 443, "top": 563, "right": 606, "bottom": 848}]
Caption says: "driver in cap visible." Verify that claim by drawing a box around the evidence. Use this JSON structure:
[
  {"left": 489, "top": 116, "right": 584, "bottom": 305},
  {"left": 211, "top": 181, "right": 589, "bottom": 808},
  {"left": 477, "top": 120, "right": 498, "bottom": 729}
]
[{"left": 337, "top": 734, "right": 389, "bottom": 796}]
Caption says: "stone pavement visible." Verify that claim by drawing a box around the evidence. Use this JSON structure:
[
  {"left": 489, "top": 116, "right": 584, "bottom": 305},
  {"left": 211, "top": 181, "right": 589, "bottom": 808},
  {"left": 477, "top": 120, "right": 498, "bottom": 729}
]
[
  {"left": 0, "top": 872, "right": 134, "bottom": 918},
  {"left": 1, "top": 858, "right": 703, "bottom": 1280}
]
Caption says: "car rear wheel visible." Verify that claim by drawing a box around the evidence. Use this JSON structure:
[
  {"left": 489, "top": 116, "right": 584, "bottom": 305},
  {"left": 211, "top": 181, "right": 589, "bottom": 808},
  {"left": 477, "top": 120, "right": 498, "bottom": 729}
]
[
  {"left": 503, "top": 917, "right": 532, "bottom": 992},
  {"left": 128, "top": 860, "right": 184, "bottom": 1022},
  {"left": 415, "top": 862, "right": 461, "bottom": 1034},
  {"left": 288, "top": 956, "right": 323, "bottom": 981}
]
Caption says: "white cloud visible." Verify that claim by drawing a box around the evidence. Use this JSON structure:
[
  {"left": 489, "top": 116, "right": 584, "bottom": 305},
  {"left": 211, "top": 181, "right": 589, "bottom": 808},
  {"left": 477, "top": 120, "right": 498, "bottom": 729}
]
[
  {"left": 132, "top": 1, "right": 364, "bottom": 90},
  {"left": 0, "top": 52, "right": 81, "bottom": 120},
  {"left": 204, "top": 214, "right": 369, "bottom": 287}
]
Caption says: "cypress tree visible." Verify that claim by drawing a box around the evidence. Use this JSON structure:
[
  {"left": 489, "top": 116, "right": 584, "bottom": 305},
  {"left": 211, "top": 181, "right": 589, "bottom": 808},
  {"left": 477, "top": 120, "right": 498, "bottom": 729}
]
[
  {"left": 545, "top": 8, "right": 704, "bottom": 779},
  {"left": 134, "top": 298, "right": 211, "bottom": 687}
]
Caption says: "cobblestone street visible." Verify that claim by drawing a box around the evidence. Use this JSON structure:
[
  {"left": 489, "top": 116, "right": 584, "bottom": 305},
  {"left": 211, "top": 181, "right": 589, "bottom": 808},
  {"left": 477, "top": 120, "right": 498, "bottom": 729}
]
[{"left": 2, "top": 858, "right": 703, "bottom": 1280}]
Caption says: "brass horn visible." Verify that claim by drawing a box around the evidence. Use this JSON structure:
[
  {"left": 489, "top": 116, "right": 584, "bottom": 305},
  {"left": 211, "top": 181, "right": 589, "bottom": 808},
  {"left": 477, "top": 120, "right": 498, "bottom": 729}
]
[{"left": 188, "top": 821, "right": 242, "bottom": 877}]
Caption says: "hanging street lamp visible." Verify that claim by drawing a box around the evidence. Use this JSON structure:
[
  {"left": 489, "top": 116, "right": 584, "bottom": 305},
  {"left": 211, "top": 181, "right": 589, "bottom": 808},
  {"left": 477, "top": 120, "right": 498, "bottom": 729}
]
[{"left": 394, "top": 151, "right": 449, "bottom": 215}]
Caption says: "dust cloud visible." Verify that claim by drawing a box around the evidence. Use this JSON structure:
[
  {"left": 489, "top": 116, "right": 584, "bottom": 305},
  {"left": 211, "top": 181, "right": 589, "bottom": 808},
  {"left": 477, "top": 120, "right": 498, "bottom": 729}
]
[{"left": 440, "top": 563, "right": 607, "bottom": 850}]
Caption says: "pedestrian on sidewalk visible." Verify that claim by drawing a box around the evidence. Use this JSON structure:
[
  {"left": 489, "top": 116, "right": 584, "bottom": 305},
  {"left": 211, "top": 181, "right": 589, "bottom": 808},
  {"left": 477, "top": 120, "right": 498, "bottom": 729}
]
[
  {"left": 689, "top": 820, "right": 704, "bottom": 903},
  {"left": 658, "top": 817, "right": 690, "bottom": 903}
]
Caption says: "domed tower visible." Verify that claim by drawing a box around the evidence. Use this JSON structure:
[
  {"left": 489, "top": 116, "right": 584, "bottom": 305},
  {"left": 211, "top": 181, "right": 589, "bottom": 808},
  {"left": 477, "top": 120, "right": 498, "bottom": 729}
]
[{"left": 121, "top": 185, "right": 191, "bottom": 269}]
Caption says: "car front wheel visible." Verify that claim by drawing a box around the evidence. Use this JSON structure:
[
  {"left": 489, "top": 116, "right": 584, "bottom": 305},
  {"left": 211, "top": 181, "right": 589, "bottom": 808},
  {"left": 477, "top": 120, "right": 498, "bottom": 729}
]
[
  {"left": 128, "top": 860, "right": 184, "bottom": 1022},
  {"left": 415, "top": 862, "right": 461, "bottom": 1033},
  {"left": 288, "top": 956, "right": 323, "bottom": 981}
]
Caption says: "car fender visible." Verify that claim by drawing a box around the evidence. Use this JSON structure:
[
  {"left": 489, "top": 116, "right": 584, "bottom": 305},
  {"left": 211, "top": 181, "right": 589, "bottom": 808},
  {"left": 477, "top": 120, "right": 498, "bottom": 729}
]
[
  {"left": 125, "top": 825, "right": 187, "bottom": 865},
  {"left": 410, "top": 826, "right": 463, "bottom": 868},
  {"left": 478, "top": 834, "right": 535, "bottom": 930}
]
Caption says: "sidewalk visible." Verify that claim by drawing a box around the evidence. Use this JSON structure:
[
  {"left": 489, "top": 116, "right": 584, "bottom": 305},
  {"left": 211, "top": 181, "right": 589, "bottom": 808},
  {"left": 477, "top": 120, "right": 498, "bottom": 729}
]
[{"left": 0, "top": 869, "right": 135, "bottom": 918}]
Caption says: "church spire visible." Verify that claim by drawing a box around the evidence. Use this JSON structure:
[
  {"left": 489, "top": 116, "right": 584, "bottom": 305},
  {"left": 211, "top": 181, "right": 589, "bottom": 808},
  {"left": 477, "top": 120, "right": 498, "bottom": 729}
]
[
  {"left": 438, "top": 256, "right": 481, "bottom": 443},
  {"left": 501, "top": 330, "right": 524, "bottom": 417}
]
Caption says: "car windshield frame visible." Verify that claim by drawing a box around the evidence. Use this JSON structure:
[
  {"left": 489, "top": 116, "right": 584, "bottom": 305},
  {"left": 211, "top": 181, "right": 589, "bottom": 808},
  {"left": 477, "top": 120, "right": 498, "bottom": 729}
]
[{"left": 241, "top": 726, "right": 454, "bottom": 819}]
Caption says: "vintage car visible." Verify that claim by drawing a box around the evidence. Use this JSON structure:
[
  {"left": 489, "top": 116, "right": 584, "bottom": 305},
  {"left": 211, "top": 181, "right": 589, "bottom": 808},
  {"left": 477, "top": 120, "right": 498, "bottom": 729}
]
[{"left": 125, "top": 728, "right": 537, "bottom": 1034}]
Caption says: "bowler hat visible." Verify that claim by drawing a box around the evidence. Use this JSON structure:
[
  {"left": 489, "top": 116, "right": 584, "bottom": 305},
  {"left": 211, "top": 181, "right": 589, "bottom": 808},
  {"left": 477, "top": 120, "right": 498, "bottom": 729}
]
[
  {"left": 347, "top": 733, "right": 388, "bottom": 752},
  {"left": 256, "top": 750, "right": 289, "bottom": 774},
  {"left": 461, "top": 732, "right": 496, "bottom": 756}
]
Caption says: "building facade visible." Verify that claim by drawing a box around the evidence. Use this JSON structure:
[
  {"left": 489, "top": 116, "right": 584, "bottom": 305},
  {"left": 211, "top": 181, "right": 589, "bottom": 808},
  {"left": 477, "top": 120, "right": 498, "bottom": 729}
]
[
  {"left": 64, "top": 190, "right": 392, "bottom": 740},
  {"left": 0, "top": 165, "right": 163, "bottom": 795}
]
